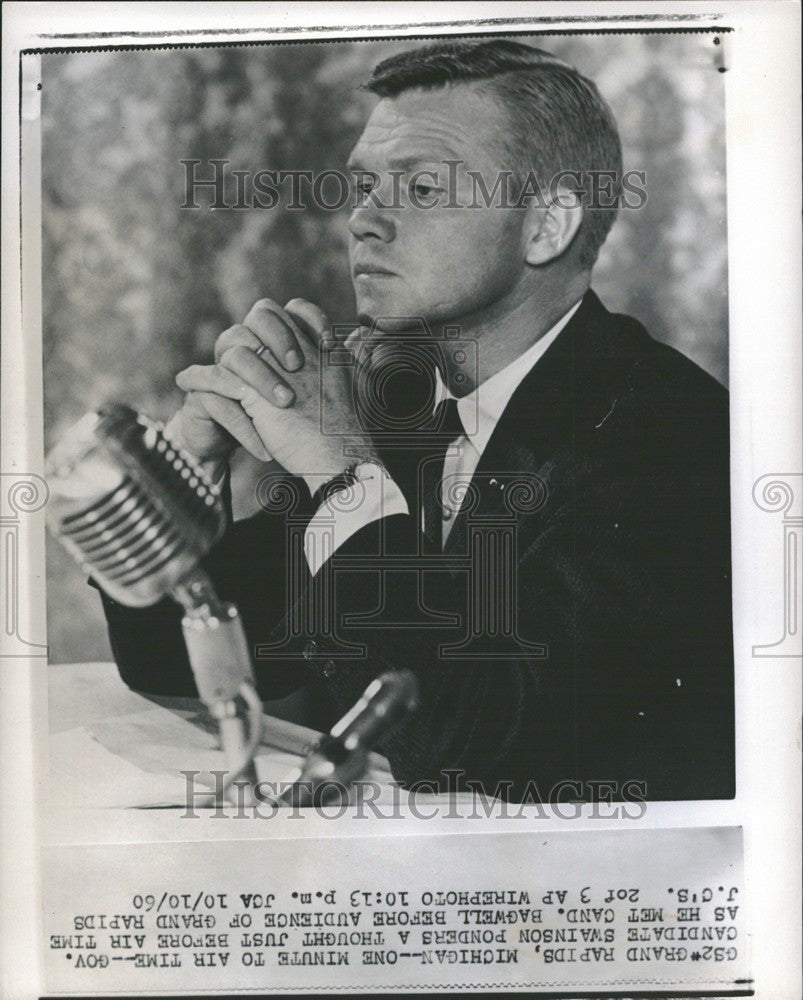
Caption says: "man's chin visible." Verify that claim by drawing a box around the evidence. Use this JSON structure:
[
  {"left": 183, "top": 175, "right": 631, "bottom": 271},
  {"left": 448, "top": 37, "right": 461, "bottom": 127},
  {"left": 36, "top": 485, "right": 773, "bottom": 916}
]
[{"left": 356, "top": 310, "right": 435, "bottom": 336}]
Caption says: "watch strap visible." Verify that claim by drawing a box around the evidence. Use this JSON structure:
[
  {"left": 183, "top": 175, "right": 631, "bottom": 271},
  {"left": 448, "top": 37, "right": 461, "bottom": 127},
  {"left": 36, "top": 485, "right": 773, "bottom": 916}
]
[
  {"left": 311, "top": 469, "right": 358, "bottom": 510},
  {"left": 311, "top": 460, "right": 385, "bottom": 511}
]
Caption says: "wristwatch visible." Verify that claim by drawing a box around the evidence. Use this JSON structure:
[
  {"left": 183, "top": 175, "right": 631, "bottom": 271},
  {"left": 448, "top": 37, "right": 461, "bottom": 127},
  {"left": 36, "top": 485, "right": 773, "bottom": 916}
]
[{"left": 311, "top": 460, "right": 387, "bottom": 510}]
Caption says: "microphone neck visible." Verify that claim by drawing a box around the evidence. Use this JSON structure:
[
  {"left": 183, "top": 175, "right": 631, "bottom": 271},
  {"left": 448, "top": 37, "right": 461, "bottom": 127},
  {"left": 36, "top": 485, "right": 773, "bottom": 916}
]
[{"left": 172, "top": 565, "right": 223, "bottom": 617}]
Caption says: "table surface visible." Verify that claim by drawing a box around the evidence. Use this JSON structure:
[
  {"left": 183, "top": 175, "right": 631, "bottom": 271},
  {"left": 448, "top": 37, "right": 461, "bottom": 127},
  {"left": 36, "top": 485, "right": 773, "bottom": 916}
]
[{"left": 47, "top": 662, "right": 393, "bottom": 809}]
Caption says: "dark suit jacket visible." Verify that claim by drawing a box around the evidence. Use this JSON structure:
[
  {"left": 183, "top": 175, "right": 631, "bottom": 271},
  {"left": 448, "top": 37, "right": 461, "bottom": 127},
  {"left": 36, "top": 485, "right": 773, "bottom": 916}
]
[{"left": 97, "top": 290, "right": 735, "bottom": 801}]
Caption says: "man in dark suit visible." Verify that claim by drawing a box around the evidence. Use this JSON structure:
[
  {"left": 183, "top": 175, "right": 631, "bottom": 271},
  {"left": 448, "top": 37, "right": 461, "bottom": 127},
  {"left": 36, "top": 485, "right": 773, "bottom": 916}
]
[{"left": 97, "top": 40, "right": 734, "bottom": 802}]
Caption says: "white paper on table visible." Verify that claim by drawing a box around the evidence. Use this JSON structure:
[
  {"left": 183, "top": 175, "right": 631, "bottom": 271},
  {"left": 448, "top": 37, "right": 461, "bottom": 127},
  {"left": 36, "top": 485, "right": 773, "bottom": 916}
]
[{"left": 48, "top": 722, "right": 304, "bottom": 810}]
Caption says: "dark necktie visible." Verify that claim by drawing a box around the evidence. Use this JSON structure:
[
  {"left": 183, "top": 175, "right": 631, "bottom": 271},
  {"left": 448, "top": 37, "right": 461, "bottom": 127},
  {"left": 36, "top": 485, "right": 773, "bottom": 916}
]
[{"left": 421, "top": 397, "right": 464, "bottom": 550}]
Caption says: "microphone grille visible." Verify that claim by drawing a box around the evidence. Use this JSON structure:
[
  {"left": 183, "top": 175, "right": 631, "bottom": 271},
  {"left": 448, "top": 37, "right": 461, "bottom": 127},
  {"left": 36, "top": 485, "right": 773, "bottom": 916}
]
[{"left": 47, "top": 404, "right": 226, "bottom": 607}]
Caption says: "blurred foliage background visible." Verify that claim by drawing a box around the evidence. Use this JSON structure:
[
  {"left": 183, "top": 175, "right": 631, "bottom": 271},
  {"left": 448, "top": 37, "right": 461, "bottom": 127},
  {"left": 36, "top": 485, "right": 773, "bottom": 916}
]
[{"left": 42, "top": 33, "right": 728, "bottom": 664}]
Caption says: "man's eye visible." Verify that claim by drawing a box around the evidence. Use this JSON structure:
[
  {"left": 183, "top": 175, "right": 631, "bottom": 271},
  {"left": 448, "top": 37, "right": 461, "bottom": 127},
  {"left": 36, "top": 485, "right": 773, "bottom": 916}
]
[
  {"left": 354, "top": 178, "right": 375, "bottom": 196},
  {"left": 411, "top": 181, "right": 439, "bottom": 197}
]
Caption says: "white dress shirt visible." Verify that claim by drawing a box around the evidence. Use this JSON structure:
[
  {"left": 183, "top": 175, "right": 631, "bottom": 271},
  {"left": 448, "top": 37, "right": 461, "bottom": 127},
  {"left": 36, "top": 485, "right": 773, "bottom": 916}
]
[{"left": 304, "top": 301, "right": 582, "bottom": 575}]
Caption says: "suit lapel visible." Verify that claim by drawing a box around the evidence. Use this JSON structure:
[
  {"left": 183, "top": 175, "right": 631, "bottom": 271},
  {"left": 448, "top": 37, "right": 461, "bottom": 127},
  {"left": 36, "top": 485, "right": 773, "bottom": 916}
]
[{"left": 443, "top": 290, "right": 649, "bottom": 553}]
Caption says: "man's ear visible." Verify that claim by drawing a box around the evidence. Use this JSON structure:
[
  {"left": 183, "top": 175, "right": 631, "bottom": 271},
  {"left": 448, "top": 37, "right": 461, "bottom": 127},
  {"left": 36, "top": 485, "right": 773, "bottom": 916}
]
[{"left": 523, "top": 186, "right": 584, "bottom": 266}]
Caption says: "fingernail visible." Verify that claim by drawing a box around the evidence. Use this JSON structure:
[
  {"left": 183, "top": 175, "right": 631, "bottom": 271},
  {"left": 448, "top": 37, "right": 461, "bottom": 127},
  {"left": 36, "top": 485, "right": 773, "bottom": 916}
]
[
  {"left": 274, "top": 385, "right": 293, "bottom": 404},
  {"left": 285, "top": 349, "right": 302, "bottom": 370}
]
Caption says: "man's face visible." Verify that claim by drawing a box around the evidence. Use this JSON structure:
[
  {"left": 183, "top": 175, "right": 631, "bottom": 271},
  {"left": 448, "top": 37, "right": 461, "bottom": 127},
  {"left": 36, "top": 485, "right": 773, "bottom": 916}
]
[{"left": 347, "top": 83, "right": 528, "bottom": 332}]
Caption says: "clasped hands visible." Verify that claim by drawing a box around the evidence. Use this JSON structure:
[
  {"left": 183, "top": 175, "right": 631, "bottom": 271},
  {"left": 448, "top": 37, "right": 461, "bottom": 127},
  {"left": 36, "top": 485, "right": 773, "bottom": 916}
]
[{"left": 168, "top": 298, "right": 374, "bottom": 494}]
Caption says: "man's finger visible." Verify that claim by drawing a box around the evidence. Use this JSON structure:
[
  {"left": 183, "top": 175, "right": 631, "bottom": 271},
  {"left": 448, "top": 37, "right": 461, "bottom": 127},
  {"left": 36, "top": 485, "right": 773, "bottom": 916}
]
[
  {"left": 284, "top": 298, "right": 330, "bottom": 347},
  {"left": 176, "top": 357, "right": 295, "bottom": 408},
  {"left": 242, "top": 298, "right": 310, "bottom": 370},
  {"left": 239, "top": 385, "right": 281, "bottom": 439},
  {"left": 214, "top": 323, "right": 265, "bottom": 364},
  {"left": 218, "top": 346, "right": 297, "bottom": 407},
  {"left": 343, "top": 326, "right": 363, "bottom": 353},
  {"left": 189, "top": 391, "right": 273, "bottom": 462},
  {"left": 343, "top": 324, "right": 376, "bottom": 368},
  {"left": 177, "top": 363, "right": 244, "bottom": 398}
]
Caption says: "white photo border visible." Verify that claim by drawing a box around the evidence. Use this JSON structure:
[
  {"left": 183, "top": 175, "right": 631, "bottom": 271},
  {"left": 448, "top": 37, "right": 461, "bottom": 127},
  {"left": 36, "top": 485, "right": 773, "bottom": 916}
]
[{"left": 1, "top": 3, "right": 800, "bottom": 998}]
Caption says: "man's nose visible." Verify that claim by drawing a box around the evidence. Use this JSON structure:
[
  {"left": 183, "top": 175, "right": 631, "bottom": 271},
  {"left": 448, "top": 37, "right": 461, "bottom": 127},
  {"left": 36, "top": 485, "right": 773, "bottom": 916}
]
[{"left": 348, "top": 191, "right": 396, "bottom": 243}]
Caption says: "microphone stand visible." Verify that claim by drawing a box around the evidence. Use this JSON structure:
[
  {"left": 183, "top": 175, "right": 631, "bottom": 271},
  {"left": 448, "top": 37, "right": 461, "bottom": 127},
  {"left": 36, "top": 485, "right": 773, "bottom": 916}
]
[{"left": 173, "top": 567, "right": 263, "bottom": 805}]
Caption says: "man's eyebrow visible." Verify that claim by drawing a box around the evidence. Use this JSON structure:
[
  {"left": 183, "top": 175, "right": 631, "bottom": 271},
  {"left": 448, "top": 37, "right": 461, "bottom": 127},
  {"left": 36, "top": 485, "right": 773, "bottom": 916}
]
[
  {"left": 347, "top": 155, "right": 454, "bottom": 172},
  {"left": 389, "top": 155, "right": 451, "bottom": 170}
]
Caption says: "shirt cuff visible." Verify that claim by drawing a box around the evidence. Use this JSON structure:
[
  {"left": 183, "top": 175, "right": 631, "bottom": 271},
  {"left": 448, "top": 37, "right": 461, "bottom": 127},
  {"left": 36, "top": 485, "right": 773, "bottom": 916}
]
[{"left": 304, "top": 473, "right": 408, "bottom": 576}]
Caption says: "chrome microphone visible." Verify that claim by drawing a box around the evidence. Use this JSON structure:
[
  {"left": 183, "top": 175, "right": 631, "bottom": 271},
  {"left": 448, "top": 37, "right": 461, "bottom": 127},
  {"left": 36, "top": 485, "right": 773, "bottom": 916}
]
[
  {"left": 278, "top": 670, "right": 419, "bottom": 807},
  {"left": 45, "top": 404, "right": 225, "bottom": 606},
  {"left": 45, "top": 403, "right": 263, "bottom": 802}
]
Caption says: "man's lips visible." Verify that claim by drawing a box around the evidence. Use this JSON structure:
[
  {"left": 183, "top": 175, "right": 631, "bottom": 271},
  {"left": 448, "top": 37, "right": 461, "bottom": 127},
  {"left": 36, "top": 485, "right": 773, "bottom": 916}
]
[{"left": 352, "top": 262, "right": 396, "bottom": 277}]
